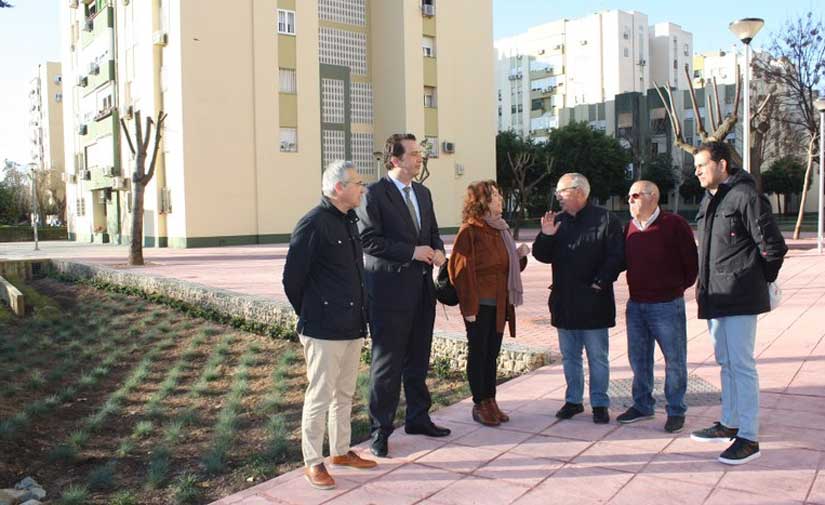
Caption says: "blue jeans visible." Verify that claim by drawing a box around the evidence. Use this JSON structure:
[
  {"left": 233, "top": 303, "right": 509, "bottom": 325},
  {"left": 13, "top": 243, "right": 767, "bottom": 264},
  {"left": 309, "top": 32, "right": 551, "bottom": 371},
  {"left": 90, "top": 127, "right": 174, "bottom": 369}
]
[
  {"left": 626, "top": 298, "right": 688, "bottom": 417},
  {"left": 708, "top": 315, "right": 759, "bottom": 441},
  {"left": 557, "top": 328, "right": 610, "bottom": 407}
]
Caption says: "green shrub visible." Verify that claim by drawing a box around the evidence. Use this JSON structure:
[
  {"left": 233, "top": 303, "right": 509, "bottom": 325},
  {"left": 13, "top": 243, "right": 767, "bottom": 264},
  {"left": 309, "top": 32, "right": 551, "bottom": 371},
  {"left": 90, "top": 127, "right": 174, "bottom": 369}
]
[
  {"left": 48, "top": 443, "right": 78, "bottom": 463},
  {"left": 133, "top": 420, "right": 154, "bottom": 438},
  {"left": 163, "top": 420, "right": 184, "bottom": 444},
  {"left": 87, "top": 462, "right": 116, "bottom": 490},
  {"left": 173, "top": 472, "right": 200, "bottom": 504},
  {"left": 146, "top": 446, "right": 171, "bottom": 488},
  {"left": 59, "top": 484, "right": 89, "bottom": 505},
  {"left": 110, "top": 490, "right": 138, "bottom": 505}
]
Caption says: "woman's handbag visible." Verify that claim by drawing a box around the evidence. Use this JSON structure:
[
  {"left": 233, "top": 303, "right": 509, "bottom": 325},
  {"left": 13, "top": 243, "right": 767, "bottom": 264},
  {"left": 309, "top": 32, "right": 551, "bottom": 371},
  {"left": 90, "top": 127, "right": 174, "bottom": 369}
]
[{"left": 435, "top": 261, "right": 459, "bottom": 306}]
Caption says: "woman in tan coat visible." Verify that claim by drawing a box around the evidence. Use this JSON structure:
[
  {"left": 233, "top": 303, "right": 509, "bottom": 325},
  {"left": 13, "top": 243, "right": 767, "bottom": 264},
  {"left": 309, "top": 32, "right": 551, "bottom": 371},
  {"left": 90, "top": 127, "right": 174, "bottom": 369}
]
[{"left": 449, "top": 180, "right": 529, "bottom": 426}]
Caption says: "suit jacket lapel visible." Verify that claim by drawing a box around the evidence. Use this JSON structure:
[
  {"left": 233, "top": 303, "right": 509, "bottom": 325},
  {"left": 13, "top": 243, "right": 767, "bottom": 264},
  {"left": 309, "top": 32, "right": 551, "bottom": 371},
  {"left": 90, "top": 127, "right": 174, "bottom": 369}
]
[{"left": 383, "top": 176, "right": 419, "bottom": 238}]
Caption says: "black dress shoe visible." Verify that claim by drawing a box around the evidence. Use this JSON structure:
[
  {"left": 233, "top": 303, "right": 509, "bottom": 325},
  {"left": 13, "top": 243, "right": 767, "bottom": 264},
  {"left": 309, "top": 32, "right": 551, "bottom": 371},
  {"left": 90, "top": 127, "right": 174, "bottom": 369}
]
[
  {"left": 404, "top": 422, "right": 451, "bottom": 437},
  {"left": 593, "top": 407, "right": 610, "bottom": 424},
  {"left": 555, "top": 402, "right": 584, "bottom": 419},
  {"left": 370, "top": 432, "right": 388, "bottom": 457}
]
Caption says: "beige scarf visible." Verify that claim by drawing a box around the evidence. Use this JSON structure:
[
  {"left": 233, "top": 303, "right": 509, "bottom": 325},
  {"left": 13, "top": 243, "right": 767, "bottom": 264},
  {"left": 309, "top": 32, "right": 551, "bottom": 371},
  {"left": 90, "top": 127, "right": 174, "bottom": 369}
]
[{"left": 483, "top": 215, "right": 523, "bottom": 307}]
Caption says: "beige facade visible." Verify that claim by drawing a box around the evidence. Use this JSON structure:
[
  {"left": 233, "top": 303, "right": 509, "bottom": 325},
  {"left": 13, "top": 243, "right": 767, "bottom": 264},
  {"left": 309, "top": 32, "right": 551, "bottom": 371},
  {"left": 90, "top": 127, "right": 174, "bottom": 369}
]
[
  {"left": 60, "top": 0, "right": 495, "bottom": 247},
  {"left": 29, "top": 61, "right": 66, "bottom": 224}
]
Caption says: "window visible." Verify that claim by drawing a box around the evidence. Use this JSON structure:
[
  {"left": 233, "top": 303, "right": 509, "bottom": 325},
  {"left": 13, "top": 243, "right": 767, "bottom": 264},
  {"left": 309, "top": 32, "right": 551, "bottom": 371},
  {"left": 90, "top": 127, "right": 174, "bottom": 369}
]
[
  {"left": 278, "top": 9, "right": 296, "bottom": 35},
  {"left": 531, "top": 99, "right": 543, "bottom": 111},
  {"left": 280, "top": 127, "right": 297, "bottom": 152},
  {"left": 279, "top": 68, "right": 296, "bottom": 93},
  {"left": 76, "top": 198, "right": 86, "bottom": 217},
  {"left": 425, "top": 136, "right": 438, "bottom": 158},
  {"left": 624, "top": 47, "right": 629, "bottom": 57},
  {"left": 422, "top": 36, "right": 435, "bottom": 57},
  {"left": 424, "top": 86, "right": 436, "bottom": 108}
]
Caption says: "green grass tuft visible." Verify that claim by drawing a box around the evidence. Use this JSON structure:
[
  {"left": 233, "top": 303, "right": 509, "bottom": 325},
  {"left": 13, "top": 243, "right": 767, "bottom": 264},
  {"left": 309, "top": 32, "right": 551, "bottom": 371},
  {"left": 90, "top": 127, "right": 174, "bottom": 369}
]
[
  {"left": 172, "top": 472, "right": 201, "bottom": 504},
  {"left": 87, "top": 461, "right": 116, "bottom": 490},
  {"left": 60, "top": 484, "right": 89, "bottom": 505}
]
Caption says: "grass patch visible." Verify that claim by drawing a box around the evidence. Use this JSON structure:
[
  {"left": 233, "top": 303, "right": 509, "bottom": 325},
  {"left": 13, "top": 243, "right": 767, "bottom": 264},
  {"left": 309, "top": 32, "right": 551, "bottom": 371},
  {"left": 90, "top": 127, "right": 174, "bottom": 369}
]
[
  {"left": 172, "top": 472, "right": 201, "bottom": 504},
  {"left": 145, "top": 446, "right": 171, "bottom": 489},
  {"left": 60, "top": 484, "right": 89, "bottom": 505},
  {"left": 110, "top": 491, "right": 138, "bottom": 505},
  {"left": 87, "top": 461, "right": 116, "bottom": 490},
  {"left": 133, "top": 420, "right": 155, "bottom": 439}
]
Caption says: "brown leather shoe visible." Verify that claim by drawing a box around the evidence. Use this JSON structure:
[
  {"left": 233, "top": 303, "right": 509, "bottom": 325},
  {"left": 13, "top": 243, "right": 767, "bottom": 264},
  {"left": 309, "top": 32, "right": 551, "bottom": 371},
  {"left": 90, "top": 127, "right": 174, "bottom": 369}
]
[
  {"left": 472, "top": 400, "right": 500, "bottom": 426},
  {"left": 304, "top": 463, "right": 336, "bottom": 490},
  {"left": 489, "top": 398, "right": 510, "bottom": 423},
  {"left": 330, "top": 450, "right": 378, "bottom": 469}
]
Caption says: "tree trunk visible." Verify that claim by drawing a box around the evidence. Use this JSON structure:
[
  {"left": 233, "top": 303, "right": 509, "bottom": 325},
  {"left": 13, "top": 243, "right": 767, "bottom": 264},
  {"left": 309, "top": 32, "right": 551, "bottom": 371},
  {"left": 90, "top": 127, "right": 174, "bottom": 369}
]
[
  {"left": 793, "top": 135, "right": 818, "bottom": 239},
  {"left": 129, "top": 180, "right": 145, "bottom": 266}
]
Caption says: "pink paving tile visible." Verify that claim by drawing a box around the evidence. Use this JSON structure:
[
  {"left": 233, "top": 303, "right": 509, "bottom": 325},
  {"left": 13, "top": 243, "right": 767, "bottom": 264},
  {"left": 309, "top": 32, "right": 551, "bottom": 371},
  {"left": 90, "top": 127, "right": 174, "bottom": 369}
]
[
  {"left": 808, "top": 468, "right": 825, "bottom": 504},
  {"left": 716, "top": 467, "right": 817, "bottom": 503},
  {"left": 453, "top": 424, "right": 533, "bottom": 452},
  {"left": 602, "top": 425, "right": 677, "bottom": 450},
  {"left": 640, "top": 452, "right": 726, "bottom": 487},
  {"left": 379, "top": 432, "right": 450, "bottom": 461},
  {"left": 510, "top": 396, "right": 566, "bottom": 415},
  {"left": 746, "top": 445, "right": 823, "bottom": 471},
  {"left": 416, "top": 443, "right": 502, "bottom": 474},
  {"left": 235, "top": 496, "right": 282, "bottom": 505},
  {"left": 509, "top": 433, "right": 595, "bottom": 462},
  {"left": 426, "top": 475, "right": 530, "bottom": 505},
  {"left": 609, "top": 474, "right": 714, "bottom": 505},
  {"left": 321, "top": 480, "right": 421, "bottom": 505},
  {"left": 571, "top": 439, "right": 660, "bottom": 474},
  {"left": 368, "top": 462, "right": 465, "bottom": 500},
  {"left": 261, "top": 474, "right": 359, "bottom": 505},
  {"left": 540, "top": 415, "right": 619, "bottom": 441},
  {"left": 473, "top": 450, "right": 565, "bottom": 487},
  {"left": 510, "top": 464, "right": 633, "bottom": 505},
  {"left": 703, "top": 486, "right": 804, "bottom": 505},
  {"left": 494, "top": 409, "right": 558, "bottom": 435}
]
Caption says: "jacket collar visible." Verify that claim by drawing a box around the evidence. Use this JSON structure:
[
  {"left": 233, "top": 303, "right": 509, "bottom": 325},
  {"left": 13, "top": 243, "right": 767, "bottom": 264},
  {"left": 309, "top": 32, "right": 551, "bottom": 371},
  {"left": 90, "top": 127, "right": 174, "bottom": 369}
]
[{"left": 319, "top": 196, "right": 358, "bottom": 222}]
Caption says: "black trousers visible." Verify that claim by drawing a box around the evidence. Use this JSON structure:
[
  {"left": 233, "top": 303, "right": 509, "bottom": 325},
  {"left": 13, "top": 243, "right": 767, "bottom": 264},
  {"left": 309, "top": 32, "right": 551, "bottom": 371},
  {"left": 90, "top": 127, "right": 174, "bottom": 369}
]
[
  {"left": 368, "top": 277, "right": 436, "bottom": 436},
  {"left": 464, "top": 305, "right": 504, "bottom": 404}
]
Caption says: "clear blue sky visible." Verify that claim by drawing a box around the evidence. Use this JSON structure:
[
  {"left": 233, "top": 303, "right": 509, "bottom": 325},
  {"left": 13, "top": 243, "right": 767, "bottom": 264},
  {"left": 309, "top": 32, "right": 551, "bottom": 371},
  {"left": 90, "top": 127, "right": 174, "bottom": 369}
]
[{"left": 0, "top": 0, "right": 819, "bottom": 166}]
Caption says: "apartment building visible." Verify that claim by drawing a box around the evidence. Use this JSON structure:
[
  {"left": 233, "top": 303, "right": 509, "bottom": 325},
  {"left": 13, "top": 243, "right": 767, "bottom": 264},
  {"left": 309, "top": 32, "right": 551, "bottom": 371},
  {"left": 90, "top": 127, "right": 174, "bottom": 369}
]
[
  {"left": 495, "top": 10, "right": 695, "bottom": 142},
  {"left": 60, "top": 0, "right": 495, "bottom": 247},
  {"left": 29, "top": 62, "right": 66, "bottom": 224}
]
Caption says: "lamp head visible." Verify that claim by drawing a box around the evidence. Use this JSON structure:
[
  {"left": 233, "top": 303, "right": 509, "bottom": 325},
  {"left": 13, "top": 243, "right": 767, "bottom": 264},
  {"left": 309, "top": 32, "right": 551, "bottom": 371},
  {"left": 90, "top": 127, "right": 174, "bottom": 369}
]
[{"left": 729, "top": 18, "right": 765, "bottom": 45}]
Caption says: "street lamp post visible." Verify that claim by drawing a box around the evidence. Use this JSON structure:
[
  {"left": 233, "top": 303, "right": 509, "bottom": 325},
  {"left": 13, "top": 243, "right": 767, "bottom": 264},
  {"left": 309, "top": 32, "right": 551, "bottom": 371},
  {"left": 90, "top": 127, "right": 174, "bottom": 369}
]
[
  {"left": 28, "top": 163, "right": 39, "bottom": 251},
  {"left": 814, "top": 97, "right": 825, "bottom": 254},
  {"left": 729, "top": 18, "right": 765, "bottom": 173}
]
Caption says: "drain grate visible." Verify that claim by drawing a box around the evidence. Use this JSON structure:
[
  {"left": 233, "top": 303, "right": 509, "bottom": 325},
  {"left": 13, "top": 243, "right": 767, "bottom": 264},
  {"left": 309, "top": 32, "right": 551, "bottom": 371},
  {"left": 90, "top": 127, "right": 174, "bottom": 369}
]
[{"left": 591, "top": 374, "right": 721, "bottom": 408}]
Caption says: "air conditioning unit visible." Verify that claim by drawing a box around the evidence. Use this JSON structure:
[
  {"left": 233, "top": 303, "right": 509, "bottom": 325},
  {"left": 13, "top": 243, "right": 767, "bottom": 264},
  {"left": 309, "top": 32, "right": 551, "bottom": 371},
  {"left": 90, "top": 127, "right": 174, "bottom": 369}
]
[
  {"left": 69, "top": 0, "right": 78, "bottom": 8},
  {"left": 538, "top": 49, "right": 545, "bottom": 55},
  {"left": 62, "top": 173, "right": 77, "bottom": 184},
  {"left": 152, "top": 31, "right": 168, "bottom": 47},
  {"left": 88, "top": 62, "right": 100, "bottom": 75},
  {"left": 112, "top": 176, "right": 129, "bottom": 190},
  {"left": 84, "top": 18, "right": 94, "bottom": 32},
  {"left": 554, "top": 44, "right": 563, "bottom": 50},
  {"left": 102, "top": 165, "right": 116, "bottom": 177},
  {"left": 77, "top": 76, "right": 88, "bottom": 88},
  {"left": 81, "top": 169, "right": 91, "bottom": 180},
  {"left": 639, "top": 59, "right": 647, "bottom": 66},
  {"left": 77, "top": 124, "right": 88, "bottom": 135},
  {"left": 421, "top": 4, "right": 435, "bottom": 16},
  {"left": 508, "top": 75, "right": 516, "bottom": 81},
  {"left": 441, "top": 141, "right": 455, "bottom": 154}
]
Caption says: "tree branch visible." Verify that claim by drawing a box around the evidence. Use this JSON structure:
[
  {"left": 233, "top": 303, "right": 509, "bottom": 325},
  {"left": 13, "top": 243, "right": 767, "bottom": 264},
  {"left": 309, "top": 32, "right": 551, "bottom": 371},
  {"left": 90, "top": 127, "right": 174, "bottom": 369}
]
[
  {"left": 142, "top": 111, "right": 166, "bottom": 185},
  {"left": 120, "top": 117, "right": 136, "bottom": 155}
]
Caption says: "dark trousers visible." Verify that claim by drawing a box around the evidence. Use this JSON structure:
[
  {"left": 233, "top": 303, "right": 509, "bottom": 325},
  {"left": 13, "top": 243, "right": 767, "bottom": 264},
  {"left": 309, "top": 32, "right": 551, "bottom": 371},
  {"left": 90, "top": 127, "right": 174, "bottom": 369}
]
[
  {"left": 464, "top": 305, "right": 504, "bottom": 404},
  {"left": 368, "top": 277, "right": 436, "bottom": 436}
]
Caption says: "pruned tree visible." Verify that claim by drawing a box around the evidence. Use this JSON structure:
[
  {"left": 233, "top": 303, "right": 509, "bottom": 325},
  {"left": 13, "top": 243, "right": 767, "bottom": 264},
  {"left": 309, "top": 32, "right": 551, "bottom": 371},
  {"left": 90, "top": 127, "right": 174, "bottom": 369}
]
[
  {"left": 509, "top": 149, "right": 553, "bottom": 240},
  {"left": 754, "top": 11, "right": 825, "bottom": 238},
  {"left": 415, "top": 138, "right": 433, "bottom": 184},
  {"left": 120, "top": 110, "right": 167, "bottom": 266}
]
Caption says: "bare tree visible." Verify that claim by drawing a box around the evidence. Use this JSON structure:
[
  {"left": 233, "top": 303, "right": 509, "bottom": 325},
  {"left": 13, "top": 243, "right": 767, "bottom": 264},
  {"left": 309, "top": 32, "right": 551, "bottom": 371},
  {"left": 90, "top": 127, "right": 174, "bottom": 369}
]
[
  {"left": 754, "top": 12, "right": 825, "bottom": 239},
  {"left": 415, "top": 138, "right": 433, "bottom": 184},
  {"left": 508, "top": 151, "right": 552, "bottom": 240},
  {"left": 120, "top": 110, "right": 167, "bottom": 266}
]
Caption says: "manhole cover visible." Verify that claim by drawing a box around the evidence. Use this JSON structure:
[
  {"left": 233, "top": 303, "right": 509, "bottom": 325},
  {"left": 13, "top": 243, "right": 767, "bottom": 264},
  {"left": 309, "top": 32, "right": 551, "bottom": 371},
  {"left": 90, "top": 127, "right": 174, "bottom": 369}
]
[{"left": 587, "top": 374, "right": 721, "bottom": 408}]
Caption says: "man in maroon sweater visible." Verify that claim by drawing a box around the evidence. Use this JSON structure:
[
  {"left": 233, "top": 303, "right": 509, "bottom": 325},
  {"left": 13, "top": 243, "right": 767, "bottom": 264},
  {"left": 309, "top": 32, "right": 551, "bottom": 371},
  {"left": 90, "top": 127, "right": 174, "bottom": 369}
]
[{"left": 617, "top": 180, "right": 698, "bottom": 433}]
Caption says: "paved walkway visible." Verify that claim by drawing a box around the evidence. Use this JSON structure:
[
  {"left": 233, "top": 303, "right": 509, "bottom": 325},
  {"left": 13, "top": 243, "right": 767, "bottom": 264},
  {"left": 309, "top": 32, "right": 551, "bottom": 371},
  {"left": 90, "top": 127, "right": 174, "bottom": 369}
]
[{"left": 2, "top": 235, "right": 824, "bottom": 504}]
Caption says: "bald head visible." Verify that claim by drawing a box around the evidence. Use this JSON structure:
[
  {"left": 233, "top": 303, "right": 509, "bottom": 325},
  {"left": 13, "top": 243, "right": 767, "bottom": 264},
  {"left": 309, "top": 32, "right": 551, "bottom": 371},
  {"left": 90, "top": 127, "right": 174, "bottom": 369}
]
[
  {"left": 555, "top": 172, "right": 590, "bottom": 216},
  {"left": 628, "top": 180, "right": 660, "bottom": 221}
]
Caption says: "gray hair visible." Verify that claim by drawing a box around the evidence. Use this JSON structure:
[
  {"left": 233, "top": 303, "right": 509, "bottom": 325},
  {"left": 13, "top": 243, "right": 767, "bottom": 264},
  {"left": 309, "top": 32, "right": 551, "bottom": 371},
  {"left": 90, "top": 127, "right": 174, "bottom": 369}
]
[
  {"left": 562, "top": 172, "right": 591, "bottom": 199},
  {"left": 322, "top": 160, "right": 356, "bottom": 197}
]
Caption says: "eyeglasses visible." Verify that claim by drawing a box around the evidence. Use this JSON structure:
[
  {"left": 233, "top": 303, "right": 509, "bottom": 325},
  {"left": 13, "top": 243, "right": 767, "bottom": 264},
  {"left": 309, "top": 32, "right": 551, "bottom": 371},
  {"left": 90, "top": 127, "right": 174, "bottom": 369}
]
[
  {"left": 627, "top": 191, "right": 653, "bottom": 201},
  {"left": 344, "top": 180, "right": 368, "bottom": 188},
  {"left": 554, "top": 186, "right": 579, "bottom": 197}
]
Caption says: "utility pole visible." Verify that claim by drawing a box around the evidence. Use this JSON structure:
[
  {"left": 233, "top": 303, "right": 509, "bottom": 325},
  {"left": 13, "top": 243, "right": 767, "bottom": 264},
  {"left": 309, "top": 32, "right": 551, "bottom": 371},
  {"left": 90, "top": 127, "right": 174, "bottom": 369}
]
[{"left": 29, "top": 163, "right": 39, "bottom": 251}]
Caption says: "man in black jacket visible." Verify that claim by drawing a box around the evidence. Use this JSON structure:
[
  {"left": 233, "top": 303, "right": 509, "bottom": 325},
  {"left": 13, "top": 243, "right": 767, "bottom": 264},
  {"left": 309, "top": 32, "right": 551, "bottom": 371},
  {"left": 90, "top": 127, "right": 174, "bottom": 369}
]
[
  {"left": 283, "top": 161, "right": 377, "bottom": 490},
  {"left": 689, "top": 141, "right": 787, "bottom": 465},
  {"left": 356, "top": 133, "right": 450, "bottom": 458},
  {"left": 532, "top": 173, "right": 625, "bottom": 424}
]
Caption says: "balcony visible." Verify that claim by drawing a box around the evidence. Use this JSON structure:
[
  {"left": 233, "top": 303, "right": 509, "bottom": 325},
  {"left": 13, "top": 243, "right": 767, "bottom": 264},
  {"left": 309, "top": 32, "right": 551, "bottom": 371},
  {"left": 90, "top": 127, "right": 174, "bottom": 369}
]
[
  {"left": 85, "top": 59, "right": 115, "bottom": 92},
  {"left": 80, "top": 5, "right": 114, "bottom": 48}
]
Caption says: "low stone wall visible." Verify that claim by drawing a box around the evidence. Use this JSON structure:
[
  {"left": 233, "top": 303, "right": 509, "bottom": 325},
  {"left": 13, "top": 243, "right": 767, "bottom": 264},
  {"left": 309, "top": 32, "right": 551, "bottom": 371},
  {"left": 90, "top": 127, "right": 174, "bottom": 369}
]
[
  {"left": 0, "top": 275, "right": 25, "bottom": 316},
  {"left": 48, "top": 260, "right": 553, "bottom": 374}
]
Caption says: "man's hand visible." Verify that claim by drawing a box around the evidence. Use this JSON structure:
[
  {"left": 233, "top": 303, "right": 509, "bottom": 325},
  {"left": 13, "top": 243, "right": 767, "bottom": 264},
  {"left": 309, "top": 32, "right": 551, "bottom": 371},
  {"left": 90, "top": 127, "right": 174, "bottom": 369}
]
[
  {"left": 517, "top": 243, "right": 531, "bottom": 258},
  {"left": 413, "top": 245, "right": 435, "bottom": 264},
  {"left": 464, "top": 315, "right": 476, "bottom": 323},
  {"left": 540, "top": 211, "right": 560, "bottom": 236},
  {"left": 432, "top": 249, "right": 446, "bottom": 267}
]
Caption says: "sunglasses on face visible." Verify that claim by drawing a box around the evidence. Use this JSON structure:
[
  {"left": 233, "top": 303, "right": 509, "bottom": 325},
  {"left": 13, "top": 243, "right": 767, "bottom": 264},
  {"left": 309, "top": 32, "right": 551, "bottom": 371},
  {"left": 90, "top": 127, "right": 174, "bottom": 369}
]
[{"left": 627, "top": 191, "right": 652, "bottom": 201}]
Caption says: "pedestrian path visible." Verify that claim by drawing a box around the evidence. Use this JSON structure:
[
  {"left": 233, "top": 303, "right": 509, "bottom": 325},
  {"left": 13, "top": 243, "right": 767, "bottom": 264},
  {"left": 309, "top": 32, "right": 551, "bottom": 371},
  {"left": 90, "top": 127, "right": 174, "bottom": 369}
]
[{"left": 211, "top": 249, "right": 825, "bottom": 504}]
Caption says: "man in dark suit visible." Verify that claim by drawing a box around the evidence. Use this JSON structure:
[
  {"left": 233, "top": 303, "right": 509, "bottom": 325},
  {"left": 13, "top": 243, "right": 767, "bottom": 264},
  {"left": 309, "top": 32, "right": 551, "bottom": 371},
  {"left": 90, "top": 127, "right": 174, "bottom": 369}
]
[{"left": 357, "top": 133, "right": 451, "bottom": 458}]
